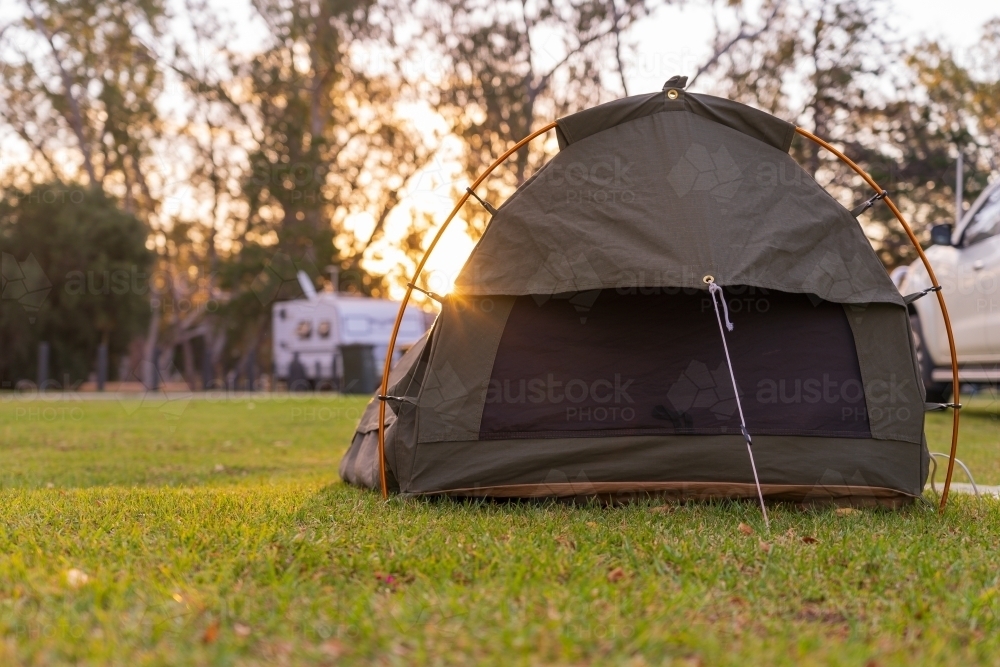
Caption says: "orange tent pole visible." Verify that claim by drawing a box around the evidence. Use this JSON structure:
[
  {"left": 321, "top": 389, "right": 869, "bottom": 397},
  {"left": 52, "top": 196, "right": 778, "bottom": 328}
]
[
  {"left": 375, "top": 122, "right": 558, "bottom": 498},
  {"left": 795, "top": 127, "right": 961, "bottom": 511}
]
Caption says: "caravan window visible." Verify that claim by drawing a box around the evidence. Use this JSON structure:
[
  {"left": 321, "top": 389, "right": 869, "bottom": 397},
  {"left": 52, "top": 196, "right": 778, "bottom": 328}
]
[{"left": 295, "top": 320, "right": 313, "bottom": 339}]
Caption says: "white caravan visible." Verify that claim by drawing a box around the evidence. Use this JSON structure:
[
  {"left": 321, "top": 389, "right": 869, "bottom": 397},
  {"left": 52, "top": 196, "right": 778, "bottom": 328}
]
[{"left": 272, "top": 273, "right": 431, "bottom": 391}]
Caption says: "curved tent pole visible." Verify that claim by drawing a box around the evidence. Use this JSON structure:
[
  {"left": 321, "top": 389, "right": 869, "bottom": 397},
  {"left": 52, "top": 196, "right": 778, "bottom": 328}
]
[
  {"left": 375, "top": 122, "right": 559, "bottom": 498},
  {"left": 795, "top": 127, "right": 961, "bottom": 511}
]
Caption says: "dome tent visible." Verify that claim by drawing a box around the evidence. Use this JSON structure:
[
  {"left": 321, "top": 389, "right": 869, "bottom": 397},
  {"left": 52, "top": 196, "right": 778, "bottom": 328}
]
[{"left": 340, "top": 79, "right": 961, "bottom": 508}]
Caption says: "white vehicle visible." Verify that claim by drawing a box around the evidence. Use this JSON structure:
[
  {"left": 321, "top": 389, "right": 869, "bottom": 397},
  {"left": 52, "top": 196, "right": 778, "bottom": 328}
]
[
  {"left": 272, "top": 273, "right": 431, "bottom": 392},
  {"left": 900, "top": 178, "right": 1000, "bottom": 400}
]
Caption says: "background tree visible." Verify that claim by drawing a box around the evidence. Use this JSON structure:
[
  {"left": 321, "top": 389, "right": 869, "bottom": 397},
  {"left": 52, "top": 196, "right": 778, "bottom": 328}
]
[
  {"left": 418, "top": 0, "right": 671, "bottom": 238},
  {"left": 173, "top": 0, "right": 432, "bottom": 381},
  {"left": 0, "top": 0, "right": 166, "bottom": 212},
  {"left": 0, "top": 184, "right": 153, "bottom": 386}
]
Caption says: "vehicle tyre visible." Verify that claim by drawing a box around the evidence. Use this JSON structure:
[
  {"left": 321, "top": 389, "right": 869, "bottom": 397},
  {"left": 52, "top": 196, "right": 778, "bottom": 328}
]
[{"left": 910, "top": 313, "right": 952, "bottom": 403}]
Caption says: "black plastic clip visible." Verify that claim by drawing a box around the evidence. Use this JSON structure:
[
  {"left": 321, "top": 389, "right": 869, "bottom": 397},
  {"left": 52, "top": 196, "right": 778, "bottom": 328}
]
[
  {"left": 903, "top": 285, "right": 942, "bottom": 305},
  {"left": 407, "top": 282, "right": 444, "bottom": 303},
  {"left": 925, "top": 402, "right": 963, "bottom": 412},
  {"left": 662, "top": 75, "right": 688, "bottom": 90},
  {"left": 741, "top": 425, "right": 753, "bottom": 446},
  {"left": 466, "top": 187, "right": 497, "bottom": 216},
  {"left": 851, "top": 190, "right": 888, "bottom": 217},
  {"left": 377, "top": 394, "right": 415, "bottom": 404}
]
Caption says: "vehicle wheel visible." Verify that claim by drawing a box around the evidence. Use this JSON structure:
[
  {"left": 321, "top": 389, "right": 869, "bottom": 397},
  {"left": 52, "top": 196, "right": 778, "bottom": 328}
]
[{"left": 910, "top": 313, "right": 952, "bottom": 403}]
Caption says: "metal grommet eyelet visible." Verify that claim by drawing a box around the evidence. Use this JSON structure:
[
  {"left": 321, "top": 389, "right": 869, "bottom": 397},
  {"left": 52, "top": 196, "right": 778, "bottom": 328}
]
[
  {"left": 703, "top": 275, "right": 714, "bottom": 284},
  {"left": 667, "top": 89, "right": 679, "bottom": 100}
]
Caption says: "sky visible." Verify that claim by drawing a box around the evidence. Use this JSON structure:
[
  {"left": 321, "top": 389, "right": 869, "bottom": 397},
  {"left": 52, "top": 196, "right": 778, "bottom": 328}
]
[{"left": 620, "top": 0, "right": 998, "bottom": 96}]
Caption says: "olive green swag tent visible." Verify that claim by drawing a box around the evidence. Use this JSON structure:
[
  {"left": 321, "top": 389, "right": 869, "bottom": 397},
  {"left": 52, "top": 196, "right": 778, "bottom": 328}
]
[{"left": 340, "top": 79, "right": 962, "bottom": 508}]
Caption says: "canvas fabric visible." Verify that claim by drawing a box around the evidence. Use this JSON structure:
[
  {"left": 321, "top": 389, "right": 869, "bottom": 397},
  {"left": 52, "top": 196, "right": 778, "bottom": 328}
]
[
  {"left": 339, "top": 331, "right": 430, "bottom": 488},
  {"left": 555, "top": 90, "right": 797, "bottom": 153},
  {"left": 415, "top": 295, "right": 516, "bottom": 443},
  {"left": 404, "top": 434, "right": 925, "bottom": 499},
  {"left": 454, "top": 105, "right": 902, "bottom": 306},
  {"left": 842, "top": 303, "right": 925, "bottom": 443}
]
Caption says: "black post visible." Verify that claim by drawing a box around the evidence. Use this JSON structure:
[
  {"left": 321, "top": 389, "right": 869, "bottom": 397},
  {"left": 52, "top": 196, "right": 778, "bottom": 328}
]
[
  {"left": 97, "top": 342, "right": 108, "bottom": 392},
  {"left": 246, "top": 354, "right": 256, "bottom": 392},
  {"left": 37, "top": 341, "right": 49, "bottom": 392},
  {"left": 150, "top": 347, "right": 161, "bottom": 391},
  {"left": 201, "top": 339, "right": 212, "bottom": 390}
]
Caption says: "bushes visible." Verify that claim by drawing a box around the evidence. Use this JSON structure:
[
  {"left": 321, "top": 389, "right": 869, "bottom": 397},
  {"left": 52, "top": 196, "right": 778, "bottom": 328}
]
[{"left": 0, "top": 183, "right": 152, "bottom": 386}]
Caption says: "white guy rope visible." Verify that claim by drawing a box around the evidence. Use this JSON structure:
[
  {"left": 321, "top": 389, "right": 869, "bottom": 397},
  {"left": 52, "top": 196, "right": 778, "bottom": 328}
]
[
  {"left": 928, "top": 453, "right": 979, "bottom": 497},
  {"left": 706, "top": 278, "right": 770, "bottom": 530}
]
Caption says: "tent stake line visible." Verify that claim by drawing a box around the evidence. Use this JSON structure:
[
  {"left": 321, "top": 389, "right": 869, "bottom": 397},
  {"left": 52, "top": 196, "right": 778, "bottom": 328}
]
[
  {"left": 375, "top": 122, "right": 961, "bottom": 511},
  {"left": 794, "top": 127, "right": 961, "bottom": 512},
  {"left": 376, "top": 122, "right": 558, "bottom": 498},
  {"left": 707, "top": 279, "right": 770, "bottom": 530}
]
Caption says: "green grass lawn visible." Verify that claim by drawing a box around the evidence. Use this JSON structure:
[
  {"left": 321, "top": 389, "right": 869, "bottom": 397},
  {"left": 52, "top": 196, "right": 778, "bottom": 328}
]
[{"left": 0, "top": 393, "right": 998, "bottom": 666}]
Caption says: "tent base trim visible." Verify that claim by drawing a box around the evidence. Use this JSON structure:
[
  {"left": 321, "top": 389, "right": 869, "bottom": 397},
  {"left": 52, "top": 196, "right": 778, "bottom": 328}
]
[{"left": 410, "top": 482, "right": 916, "bottom": 507}]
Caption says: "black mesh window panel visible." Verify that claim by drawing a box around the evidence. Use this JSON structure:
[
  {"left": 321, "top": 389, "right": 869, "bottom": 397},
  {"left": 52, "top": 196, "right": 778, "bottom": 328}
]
[{"left": 480, "top": 289, "right": 871, "bottom": 440}]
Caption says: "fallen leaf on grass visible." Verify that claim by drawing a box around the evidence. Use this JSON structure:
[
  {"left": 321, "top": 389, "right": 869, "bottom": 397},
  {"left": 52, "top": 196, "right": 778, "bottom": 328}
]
[
  {"left": 375, "top": 571, "right": 397, "bottom": 586},
  {"left": 607, "top": 567, "right": 626, "bottom": 583},
  {"left": 202, "top": 620, "right": 219, "bottom": 644},
  {"left": 801, "top": 536, "right": 819, "bottom": 544},
  {"left": 738, "top": 523, "right": 753, "bottom": 535},
  {"left": 758, "top": 540, "right": 772, "bottom": 553},
  {"left": 65, "top": 568, "right": 89, "bottom": 589},
  {"left": 234, "top": 623, "right": 251, "bottom": 638},
  {"left": 321, "top": 639, "right": 345, "bottom": 658},
  {"left": 835, "top": 507, "right": 856, "bottom": 516},
  {"left": 375, "top": 571, "right": 413, "bottom": 590},
  {"left": 555, "top": 535, "right": 576, "bottom": 550}
]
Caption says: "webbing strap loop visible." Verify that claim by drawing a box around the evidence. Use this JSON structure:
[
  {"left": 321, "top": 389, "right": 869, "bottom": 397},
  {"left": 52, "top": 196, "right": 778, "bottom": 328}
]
[
  {"left": 406, "top": 282, "right": 444, "bottom": 303},
  {"left": 466, "top": 187, "right": 497, "bottom": 216},
  {"left": 903, "top": 285, "right": 942, "bottom": 305},
  {"left": 851, "top": 189, "right": 888, "bottom": 217}
]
